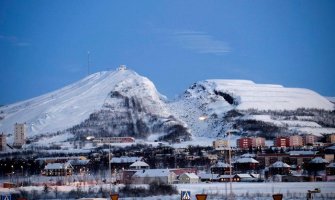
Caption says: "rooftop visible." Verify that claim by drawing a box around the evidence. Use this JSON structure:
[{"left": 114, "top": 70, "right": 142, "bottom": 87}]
[
  {"left": 133, "top": 169, "right": 172, "bottom": 177},
  {"left": 270, "top": 161, "right": 290, "bottom": 168},
  {"left": 310, "top": 157, "right": 329, "bottom": 164},
  {"left": 130, "top": 161, "right": 149, "bottom": 167},
  {"left": 211, "top": 161, "right": 231, "bottom": 168},
  {"left": 235, "top": 157, "right": 259, "bottom": 164},
  {"left": 110, "top": 156, "right": 142, "bottom": 163},
  {"left": 44, "top": 162, "right": 72, "bottom": 170},
  {"left": 180, "top": 173, "right": 199, "bottom": 179}
]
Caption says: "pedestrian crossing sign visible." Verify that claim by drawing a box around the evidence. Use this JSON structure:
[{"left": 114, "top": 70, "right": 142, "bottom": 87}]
[
  {"left": 181, "top": 191, "right": 191, "bottom": 200},
  {"left": 1, "top": 194, "right": 11, "bottom": 200}
]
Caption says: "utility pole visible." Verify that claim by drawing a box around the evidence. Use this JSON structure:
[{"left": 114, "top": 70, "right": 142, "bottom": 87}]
[
  {"left": 228, "top": 131, "right": 233, "bottom": 200},
  {"left": 109, "top": 143, "right": 112, "bottom": 194}
]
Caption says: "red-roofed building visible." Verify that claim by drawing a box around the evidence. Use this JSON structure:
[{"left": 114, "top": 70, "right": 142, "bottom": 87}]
[
  {"left": 237, "top": 138, "right": 252, "bottom": 149},
  {"left": 275, "top": 137, "right": 289, "bottom": 148}
]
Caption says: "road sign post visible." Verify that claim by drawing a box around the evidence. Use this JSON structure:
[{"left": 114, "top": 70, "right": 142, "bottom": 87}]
[
  {"left": 110, "top": 193, "right": 119, "bottom": 200},
  {"left": 196, "top": 194, "right": 207, "bottom": 200},
  {"left": 181, "top": 191, "right": 191, "bottom": 200},
  {"left": 1, "top": 194, "right": 11, "bottom": 200}
]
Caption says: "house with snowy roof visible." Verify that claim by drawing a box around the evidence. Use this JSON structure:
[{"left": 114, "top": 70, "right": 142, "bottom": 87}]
[
  {"left": 131, "top": 169, "right": 176, "bottom": 184},
  {"left": 110, "top": 156, "right": 142, "bottom": 170},
  {"left": 178, "top": 173, "right": 199, "bottom": 184},
  {"left": 210, "top": 161, "right": 231, "bottom": 175},
  {"left": 305, "top": 157, "right": 329, "bottom": 180},
  {"left": 69, "top": 159, "right": 91, "bottom": 174},
  {"left": 170, "top": 168, "right": 198, "bottom": 177},
  {"left": 269, "top": 161, "right": 291, "bottom": 175},
  {"left": 233, "top": 174, "right": 256, "bottom": 182},
  {"left": 43, "top": 162, "right": 73, "bottom": 176},
  {"left": 234, "top": 157, "right": 259, "bottom": 172},
  {"left": 198, "top": 173, "right": 220, "bottom": 182}
]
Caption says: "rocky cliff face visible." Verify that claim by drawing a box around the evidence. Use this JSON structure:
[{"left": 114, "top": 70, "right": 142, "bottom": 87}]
[{"left": 69, "top": 85, "right": 190, "bottom": 142}]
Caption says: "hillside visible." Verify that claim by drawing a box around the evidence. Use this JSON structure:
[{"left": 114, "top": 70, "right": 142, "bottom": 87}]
[
  {"left": 0, "top": 68, "right": 334, "bottom": 144},
  {"left": 169, "top": 80, "right": 335, "bottom": 138},
  {"left": 0, "top": 67, "right": 190, "bottom": 143}
]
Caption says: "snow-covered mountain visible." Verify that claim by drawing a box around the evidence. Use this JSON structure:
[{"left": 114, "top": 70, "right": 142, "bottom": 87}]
[
  {"left": 0, "top": 67, "right": 190, "bottom": 143},
  {"left": 0, "top": 68, "right": 334, "bottom": 143},
  {"left": 169, "top": 80, "right": 335, "bottom": 138}
]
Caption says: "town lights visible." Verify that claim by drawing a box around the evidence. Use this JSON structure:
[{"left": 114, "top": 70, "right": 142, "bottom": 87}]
[
  {"left": 198, "top": 116, "right": 208, "bottom": 121},
  {"left": 86, "top": 136, "right": 95, "bottom": 141}
]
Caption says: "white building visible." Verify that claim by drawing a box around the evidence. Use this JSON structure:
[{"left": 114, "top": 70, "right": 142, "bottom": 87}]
[
  {"left": 252, "top": 137, "right": 266, "bottom": 147},
  {"left": 131, "top": 169, "right": 176, "bottom": 184},
  {"left": 213, "top": 139, "right": 228, "bottom": 149},
  {"left": 0, "top": 132, "right": 6, "bottom": 151},
  {"left": 179, "top": 173, "right": 199, "bottom": 184},
  {"left": 13, "top": 123, "right": 26, "bottom": 148}
]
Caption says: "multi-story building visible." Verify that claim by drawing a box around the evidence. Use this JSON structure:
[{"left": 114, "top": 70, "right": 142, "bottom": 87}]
[
  {"left": 236, "top": 137, "right": 265, "bottom": 149},
  {"left": 289, "top": 135, "right": 303, "bottom": 147},
  {"left": 13, "top": 123, "right": 26, "bottom": 148},
  {"left": 213, "top": 139, "right": 229, "bottom": 149},
  {"left": 0, "top": 132, "right": 6, "bottom": 151},
  {"left": 275, "top": 137, "right": 289, "bottom": 148},
  {"left": 251, "top": 137, "right": 266, "bottom": 148},
  {"left": 303, "top": 134, "right": 318, "bottom": 145},
  {"left": 236, "top": 138, "right": 253, "bottom": 149},
  {"left": 327, "top": 134, "right": 335, "bottom": 144}
]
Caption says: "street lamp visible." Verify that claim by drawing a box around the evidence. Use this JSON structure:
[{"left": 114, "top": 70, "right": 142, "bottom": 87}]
[{"left": 20, "top": 166, "right": 23, "bottom": 186}]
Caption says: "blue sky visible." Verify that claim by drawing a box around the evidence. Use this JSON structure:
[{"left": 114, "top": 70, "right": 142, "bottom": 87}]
[{"left": 1, "top": 0, "right": 335, "bottom": 104}]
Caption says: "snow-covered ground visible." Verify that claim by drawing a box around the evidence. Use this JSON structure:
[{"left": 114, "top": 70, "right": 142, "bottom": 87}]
[
  {"left": 176, "top": 182, "right": 335, "bottom": 200},
  {"left": 241, "top": 115, "right": 322, "bottom": 128},
  {"left": 1, "top": 182, "right": 334, "bottom": 200},
  {"left": 240, "top": 114, "right": 335, "bottom": 137},
  {"left": 288, "top": 127, "right": 335, "bottom": 137}
]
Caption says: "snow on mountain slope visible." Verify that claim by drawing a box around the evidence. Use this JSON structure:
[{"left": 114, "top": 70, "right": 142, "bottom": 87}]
[
  {"left": 0, "top": 69, "right": 333, "bottom": 142},
  {"left": 169, "top": 80, "right": 334, "bottom": 137},
  {"left": 326, "top": 97, "right": 335, "bottom": 104},
  {"left": 0, "top": 68, "right": 174, "bottom": 141},
  {"left": 188, "top": 80, "right": 333, "bottom": 111}
]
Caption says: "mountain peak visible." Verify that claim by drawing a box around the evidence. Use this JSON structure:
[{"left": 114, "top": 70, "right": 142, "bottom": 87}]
[{"left": 0, "top": 67, "right": 162, "bottom": 137}]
